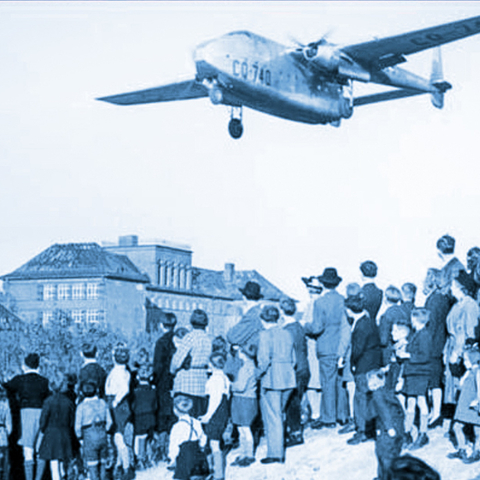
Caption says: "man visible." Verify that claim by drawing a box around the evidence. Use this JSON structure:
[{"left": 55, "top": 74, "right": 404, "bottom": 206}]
[
  {"left": 152, "top": 312, "right": 177, "bottom": 459},
  {"left": 257, "top": 306, "right": 296, "bottom": 464},
  {"left": 304, "top": 267, "right": 348, "bottom": 429},
  {"left": 436, "top": 234, "right": 465, "bottom": 298},
  {"left": 360, "top": 260, "right": 383, "bottom": 323},
  {"left": 345, "top": 291, "right": 383, "bottom": 445},
  {"left": 170, "top": 309, "right": 212, "bottom": 418}
]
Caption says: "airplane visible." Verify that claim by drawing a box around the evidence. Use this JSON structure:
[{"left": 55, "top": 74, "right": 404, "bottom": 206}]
[{"left": 98, "top": 15, "right": 480, "bottom": 139}]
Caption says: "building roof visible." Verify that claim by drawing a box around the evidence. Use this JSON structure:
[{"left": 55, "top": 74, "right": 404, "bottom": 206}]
[
  {"left": 189, "top": 267, "right": 286, "bottom": 301},
  {"left": 1, "top": 243, "right": 150, "bottom": 283}
]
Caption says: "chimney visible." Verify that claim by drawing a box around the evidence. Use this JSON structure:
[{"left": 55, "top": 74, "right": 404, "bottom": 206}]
[
  {"left": 224, "top": 263, "right": 235, "bottom": 283},
  {"left": 118, "top": 235, "right": 138, "bottom": 247}
]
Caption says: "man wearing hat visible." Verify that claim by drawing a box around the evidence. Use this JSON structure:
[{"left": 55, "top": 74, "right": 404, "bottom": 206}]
[
  {"left": 170, "top": 310, "right": 212, "bottom": 418},
  {"left": 227, "top": 281, "right": 265, "bottom": 358},
  {"left": 153, "top": 312, "right": 178, "bottom": 455},
  {"left": 304, "top": 268, "right": 350, "bottom": 429},
  {"left": 257, "top": 305, "right": 296, "bottom": 464},
  {"left": 360, "top": 261, "right": 383, "bottom": 323}
]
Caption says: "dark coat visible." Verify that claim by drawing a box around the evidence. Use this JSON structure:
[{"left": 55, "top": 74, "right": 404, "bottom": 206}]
[
  {"left": 403, "top": 327, "right": 432, "bottom": 377},
  {"left": 425, "top": 291, "right": 450, "bottom": 358},
  {"left": 79, "top": 362, "right": 106, "bottom": 398},
  {"left": 227, "top": 304, "right": 264, "bottom": 357},
  {"left": 369, "top": 387, "right": 405, "bottom": 437},
  {"left": 284, "top": 321, "right": 310, "bottom": 378},
  {"left": 362, "top": 283, "right": 383, "bottom": 322},
  {"left": 5, "top": 372, "right": 50, "bottom": 409},
  {"left": 304, "top": 290, "right": 347, "bottom": 357},
  {"left": 350, "top": 314, "right": 383, "bottom": 375}
]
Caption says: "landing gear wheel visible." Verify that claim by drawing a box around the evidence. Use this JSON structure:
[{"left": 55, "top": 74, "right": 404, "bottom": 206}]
[{"left": 228, "top": 118, "right": 243, "bottom": 139}]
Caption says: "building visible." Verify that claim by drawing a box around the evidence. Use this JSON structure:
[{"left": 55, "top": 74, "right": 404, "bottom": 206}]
[
  {"left": 106, "top": 235, "right": 288, "bottom": 336},
  {"left": 1, "top": 243, "right": 150, "bottom": 333}
]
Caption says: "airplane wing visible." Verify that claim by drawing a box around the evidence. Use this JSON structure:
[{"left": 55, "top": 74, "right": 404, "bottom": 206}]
[
  {"left": 97, "top": 79, "right": 208, "bottom": 105},
  {"left": 342, "top": 15, "right": 480, "bottom": 70},
  {"left": 353, "top": 88, "right": 425, "bottom": 107}
]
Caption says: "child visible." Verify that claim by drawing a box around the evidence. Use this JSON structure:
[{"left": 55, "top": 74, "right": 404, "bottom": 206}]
[
  {"left": 5, "top": 352, "right": 49, "bottom": 480},
  {"left": 36, "top": 371, "right": 75, "bottom": 480},
  {"left": 168, "top": 394, "right": 209, "bottom": 480},
  {"left": 200, "top": 350, "right": 231, "bottom": 480},
  {"left": 79, "top": 342, "right": 107, "bottom": 400},
  {"left": 105, "top": 343, "right": 134, "bottom": 480},
  {"left": 131, "top": 363, "right": 157, "bottom": 470},
  {"left": 367, "top": 368, "right": 405, "bottom": 480},
  {"left": 75, "top": 380, "right": 113, "bottom": 480},
  {"left": 389, "top": 317, "right": 412, "bottom": 398},
  {"left": 397, "top": 308, "right": 432, "bottom": 450},
  {"left": 230, "top": 347, "right": 257, "bottom": 467},
  {"left": 0, "top": 385, "right": 12, "bottom": 480},
  {"left": 447, "top": 344, "right": 480, "bottom": 463}
]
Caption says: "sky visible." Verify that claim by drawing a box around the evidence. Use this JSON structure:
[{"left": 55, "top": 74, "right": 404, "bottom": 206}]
[{"left": 1, "top": 1, "right": 480, "bottom": 305}]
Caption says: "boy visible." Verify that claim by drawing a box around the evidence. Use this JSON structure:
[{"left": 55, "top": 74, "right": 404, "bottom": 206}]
[
  {"left": 397, "top": 308, "right": 432, "bottom": 450},
  {"left": 79, "top": 342, "right": 107, "bottom": 400},
  {"left": 367, "top": 368, "right": 405, "bottom": 480},
  {"left": 75, "top": 381, "right": 113, "bottom": 480},
  {"left": 168, "top": 394, "right": 209, "bottom": 480}
]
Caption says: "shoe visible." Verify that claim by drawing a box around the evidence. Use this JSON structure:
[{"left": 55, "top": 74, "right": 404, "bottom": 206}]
[
  {"left": 428, "top": 416, "right": 443, "bottom": 429},
  {"left": 285, "top": 432, "right": 304, "bottom": 447},
  {"left": 409, "top": 433, "right": 429, "bottom": 450},
  {"left": 347, "top": 432, "right": 368, "bottom": 445},
  {"left": 339, "top": 422, "right": 356, "bottom": 435},
  {"left": 311, "top": 420, "right": 336, "bottom": 430},
  {"left": 237, "top": 457, "right": 255, "bottom": 467},
  {"left": 260, "top": 457, "right": 282, "bottom": 464},
  {"left": 447, "top": 449, "right": 468, "bottom": 460},
  {"left": 230, "top": 456, "right": 244, "bottom": 467},
  {"left": 463, "top": 451, "right": 480, "bottom": 464},
  {"left": 402, "top": 432, "right": 413, "bottom": 449}
]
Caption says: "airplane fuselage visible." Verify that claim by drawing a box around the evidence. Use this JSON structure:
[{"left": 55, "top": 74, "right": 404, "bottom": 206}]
[{"left": 194, "top": 31, "right": 353, "bottom": 124}]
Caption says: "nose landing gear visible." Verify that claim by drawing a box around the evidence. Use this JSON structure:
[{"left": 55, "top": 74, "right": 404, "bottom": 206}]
[{"left": 228, "top": 106, "right": 243, "bottom": 139}]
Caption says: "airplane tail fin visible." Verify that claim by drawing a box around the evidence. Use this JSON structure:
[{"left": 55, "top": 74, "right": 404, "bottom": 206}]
[{"left": 430, "top": 47, "right": 451, "bottom": 109}]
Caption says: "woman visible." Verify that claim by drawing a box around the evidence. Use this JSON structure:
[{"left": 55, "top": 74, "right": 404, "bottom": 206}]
[{"left": 444, "top": 270, "right": 480, "bottom": 405}]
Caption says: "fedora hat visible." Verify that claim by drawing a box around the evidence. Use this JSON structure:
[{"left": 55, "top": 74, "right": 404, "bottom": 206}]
[
  {"left": 302, "top": 276, "right": 324, "bottom": 293},
  {"left": 318, "top": 268, "right": 342, "bottom": 288},
  {"left": 239, "top": 281, "right": 263, "bottom": 300}
]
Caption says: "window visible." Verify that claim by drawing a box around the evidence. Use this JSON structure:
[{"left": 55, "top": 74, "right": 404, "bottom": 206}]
[
  {"left": 43, "top": 284, "right": 56, "bottom": 300},
  {"left": 86, "top": 283, "right": 99, "bottom": 300},
  {"left": 72, "top": 284, "right": 85, "bottom": 300},
  {"left": 42, "top": 311, "right": 54, "bottom": 326},
  {"left": 57, "top": 284, "right": 70, "bottom": 300},
  {"left": 87, "top": 310, "right": 99, "bottom": 324},
  {"left": 72, "top": 310, "right": 84, "bottom": 324}
]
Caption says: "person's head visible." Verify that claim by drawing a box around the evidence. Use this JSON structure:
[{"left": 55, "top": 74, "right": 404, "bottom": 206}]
[
  {"left": 467, "top": 247, "right": 480, "bottom": 272},
  {"left": 392, "top": 320, "right": 411, "bottom": 342},
  {"left": 24, "top": 353, "right": 40, "bottom": 371},
  {"left": 401, "top": 283, "right": 417, "bottom": 303},
  {"left": 463, "top": 343, "right": 480, "bottom": 369},
  {"left": 82, "top": 342, "right": 97, "bottom": 359},
  {"left": 137, "top": 363, "right": 152, "bottom": 382},
  {"left": 423, "top": 268, "right": 441, "bottom": 296},
  {"left": 190, "top": 309, "right": 208, "bottom": 330},
  {"left": 366, "top": 368, "right": 386, "bottom": 391},
  {"left": 173, "top": 394, "right": 193, "bottom": 416},
  {"left": 134, "top": 347, "right": 149, "bottom": 368},
  {"left": 260, "top": 305, "right": 280, "bottom": 324},
  {"left": 239, "top": 281, "right": 263, "bottom": 301},
  {"left": 162, "top": 312, "right": 177, "bottom": 331},
  {"left": 410, "top": 308, "right": 430, "bottom": 331},
  {"left": 346, "top": 282, "right": 361, "bottom": 297},
  {"left": 212, "top": 335, "right": 228, "bottom": 354},
  {"left": 386, "top": 454, "right": 441, "bottom": 480},
  {"left": 317, "top": 267, "right": 342, "bottom": 290},
  {"left": 360, "top": 260, "right": 378, "bottom": 279},
  {"left": 345, "top": 291, "right": 365, "bottom": 316},
  {"left": 451, "top": 269, "right": 476, "bottom": 300},
  {"left": 436, "top": 234, "right": 455, "bottom": 258},
  {"left": 50, "top": 370, "right": 66, "bottom": 394},
  {"left": 210, "top": 351, "right": 227, "bottom": 370},
  {"left": 385, "top": 286, "right": 402, "bottom": 305},
  {"left": 113, "top": 343, "right": 130, "bottom": 366},
  {"left": 173, "top": 327, "right": 188, "bottom": 348},
  {"left": 280, "top": 298, "right": 296, "bottom": 317},
  {"left": 82, "top": 380, "right": 98, "bottom": 398},
  {"left": 302, "top": 276, "right": 323, "bottom": 297}
]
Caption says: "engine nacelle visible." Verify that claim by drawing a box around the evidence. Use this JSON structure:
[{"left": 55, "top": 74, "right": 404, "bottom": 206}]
[
  {"left": 209, "top": 86, "right": 223, "bottom": 105},
  {"left": 304, "top": 45, "right": 341, "bottom": 72}
]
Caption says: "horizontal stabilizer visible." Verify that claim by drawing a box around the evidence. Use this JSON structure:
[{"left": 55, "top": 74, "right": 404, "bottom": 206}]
[
  {"left": 97, "top": 79, "right": 208, "bottom": 105},
  {"left": 353, "top": 88, "right": 425, "bottom": 107}
]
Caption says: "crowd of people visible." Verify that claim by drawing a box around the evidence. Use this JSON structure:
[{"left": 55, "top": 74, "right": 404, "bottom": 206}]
[{"left": 1, "top": 233, "right": 480, "bottom": 480}]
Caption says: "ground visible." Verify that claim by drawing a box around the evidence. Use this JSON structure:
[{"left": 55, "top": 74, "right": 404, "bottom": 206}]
[{"left": 136, "top": 422, "right": 480, "bottom": 480}]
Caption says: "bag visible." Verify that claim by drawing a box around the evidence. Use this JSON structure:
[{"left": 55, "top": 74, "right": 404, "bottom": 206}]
[{"left": 174, "top": 420, "right": 209, "bottom": 480}]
